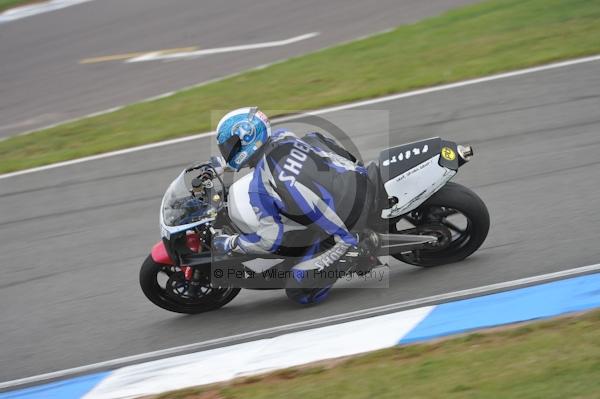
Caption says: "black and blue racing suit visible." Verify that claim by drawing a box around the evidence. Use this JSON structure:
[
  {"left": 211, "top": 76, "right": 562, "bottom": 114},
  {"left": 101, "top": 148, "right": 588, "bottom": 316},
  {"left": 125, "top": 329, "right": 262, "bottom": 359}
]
[{"left": 232, "top": 130, "right": 375, "bottom": 272}]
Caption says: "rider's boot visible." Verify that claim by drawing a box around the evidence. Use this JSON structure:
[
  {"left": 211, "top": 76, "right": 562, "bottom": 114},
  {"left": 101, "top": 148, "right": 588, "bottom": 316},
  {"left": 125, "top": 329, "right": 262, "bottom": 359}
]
[{"left": 351, "top": 230, "right": 380, "bottom": 275}]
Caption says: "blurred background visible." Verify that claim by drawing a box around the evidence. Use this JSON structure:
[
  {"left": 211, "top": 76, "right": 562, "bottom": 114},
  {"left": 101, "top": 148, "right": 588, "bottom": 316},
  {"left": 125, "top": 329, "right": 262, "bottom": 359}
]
[{"left": 1, "top": 0, "right": 599, "bottom": 396}]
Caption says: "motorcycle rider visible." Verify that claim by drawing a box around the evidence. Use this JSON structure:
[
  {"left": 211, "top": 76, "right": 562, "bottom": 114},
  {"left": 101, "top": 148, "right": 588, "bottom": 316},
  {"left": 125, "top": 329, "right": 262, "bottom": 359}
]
[{"left": 212, "top": 107, "right": 380, "bottom": 304}]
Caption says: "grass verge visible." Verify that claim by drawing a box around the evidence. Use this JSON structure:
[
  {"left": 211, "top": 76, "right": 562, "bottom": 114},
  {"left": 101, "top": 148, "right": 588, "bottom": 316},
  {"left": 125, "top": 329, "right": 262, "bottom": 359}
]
[
  {"left": 0, "top": 0, "right": 45, "bottom": 13},
  {"left": 2, "top": 0, "right": 600, "bottom": 173},
  {"left": 155, "top": 309, "right": 600, "bottom": 399}
]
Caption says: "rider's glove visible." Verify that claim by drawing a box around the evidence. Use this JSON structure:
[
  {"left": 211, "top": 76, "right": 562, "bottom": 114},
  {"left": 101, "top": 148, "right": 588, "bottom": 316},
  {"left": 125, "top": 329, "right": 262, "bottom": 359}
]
[
  {"left": 212, "top": 234, "right": 240, "bottom": 255},
  {"left": 209, "top": 155, "right": 227, "bottom": 176}
]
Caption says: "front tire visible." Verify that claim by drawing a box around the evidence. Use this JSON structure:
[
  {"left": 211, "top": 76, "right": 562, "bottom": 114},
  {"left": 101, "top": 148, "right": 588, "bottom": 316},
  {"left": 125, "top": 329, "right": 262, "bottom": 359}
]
[
  {"left": 390, "top": 182, "right": 489, "bottom": 267},
  {"left": 139, "top": 256, "right": 240, "bottom": 314}
]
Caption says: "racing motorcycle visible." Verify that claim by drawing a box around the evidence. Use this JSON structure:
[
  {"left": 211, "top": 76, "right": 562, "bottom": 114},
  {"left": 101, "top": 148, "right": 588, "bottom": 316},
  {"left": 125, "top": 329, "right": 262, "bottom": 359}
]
[{"left": 140, "top": 137, "right": 490, "bottom": 313}]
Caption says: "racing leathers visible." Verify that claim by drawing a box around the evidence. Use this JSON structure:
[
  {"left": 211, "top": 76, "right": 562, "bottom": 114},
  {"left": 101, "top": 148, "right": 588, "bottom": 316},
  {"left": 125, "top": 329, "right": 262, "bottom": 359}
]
[{"left": 225, "top": 130, "right": 376, "bottom": 273}]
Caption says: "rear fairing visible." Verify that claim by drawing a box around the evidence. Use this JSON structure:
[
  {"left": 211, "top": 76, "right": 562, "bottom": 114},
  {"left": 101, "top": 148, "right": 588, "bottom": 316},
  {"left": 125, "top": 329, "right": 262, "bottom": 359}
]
[{"left": 378, "top": 138, "right": 459, "bottom": 218}]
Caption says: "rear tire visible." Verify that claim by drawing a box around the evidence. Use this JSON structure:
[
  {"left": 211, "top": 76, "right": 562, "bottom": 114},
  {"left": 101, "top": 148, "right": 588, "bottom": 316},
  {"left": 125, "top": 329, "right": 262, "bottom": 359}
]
[
  {"left": 139, "top": 256, "right": 240, "bottom": 314},
  {"left": 390, "top": 182, "right": 489, "bottom": 267}
]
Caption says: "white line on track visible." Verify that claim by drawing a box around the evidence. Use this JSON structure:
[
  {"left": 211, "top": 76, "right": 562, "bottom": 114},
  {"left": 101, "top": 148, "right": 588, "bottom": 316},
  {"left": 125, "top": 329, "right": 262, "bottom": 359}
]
[
  {"left": 126, "top": 33, "right": 320, "bottom": 63},
  {"left": 0, "top": 0, "right": 94, "bottom": 23},
  {"left": 1, "top": 263, "right": 599, "bottom": 390},
  {"left": 1, "top": 53, "right": 600, "bottom": 181}
]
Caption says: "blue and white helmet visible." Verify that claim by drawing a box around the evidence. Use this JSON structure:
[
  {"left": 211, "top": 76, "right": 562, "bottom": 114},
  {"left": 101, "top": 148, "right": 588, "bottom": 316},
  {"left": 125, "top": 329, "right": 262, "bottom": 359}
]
[{"left": 216, "top": 107, "right": 271, "bottom": 170}]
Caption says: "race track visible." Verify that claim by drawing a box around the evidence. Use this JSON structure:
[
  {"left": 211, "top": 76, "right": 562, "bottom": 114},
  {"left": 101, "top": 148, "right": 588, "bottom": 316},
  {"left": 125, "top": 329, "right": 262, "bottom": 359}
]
[
  {"left": 1, "top": 59, "right": 599, "bottom": 382},
  {"left": 0, "top": 0, "right": 477, "bottom": 138}
]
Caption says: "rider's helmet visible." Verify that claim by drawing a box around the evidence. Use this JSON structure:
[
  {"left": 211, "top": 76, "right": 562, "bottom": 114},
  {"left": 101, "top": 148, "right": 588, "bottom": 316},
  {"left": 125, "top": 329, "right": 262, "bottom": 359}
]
[{"left": 216, "top": 107, "right": 271, "bottom": 171}]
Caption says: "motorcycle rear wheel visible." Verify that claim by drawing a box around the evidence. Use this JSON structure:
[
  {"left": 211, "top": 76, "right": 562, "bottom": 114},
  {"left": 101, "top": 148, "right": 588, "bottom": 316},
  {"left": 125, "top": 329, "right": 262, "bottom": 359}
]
[
  {"left": 389, "top": 182, "right": 489, "bottom": 267},
  {"left": 139, "top": 256, "right": 240, "bottom": 314}
]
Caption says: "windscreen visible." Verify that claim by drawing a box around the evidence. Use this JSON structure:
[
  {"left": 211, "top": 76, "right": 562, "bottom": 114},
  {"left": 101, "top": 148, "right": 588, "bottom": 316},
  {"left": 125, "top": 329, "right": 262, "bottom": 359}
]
[{"left": 161, "top": 171, "right": 215, "bottom": 227}]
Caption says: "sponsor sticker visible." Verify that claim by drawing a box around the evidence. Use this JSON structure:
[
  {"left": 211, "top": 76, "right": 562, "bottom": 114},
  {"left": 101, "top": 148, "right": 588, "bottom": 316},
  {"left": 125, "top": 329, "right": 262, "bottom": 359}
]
[
  {"left": 441, "top": 147, "right": 456, "bottom": 161},
  {"left": 234, "top": 151, "right": 248, "bottom": 165}
]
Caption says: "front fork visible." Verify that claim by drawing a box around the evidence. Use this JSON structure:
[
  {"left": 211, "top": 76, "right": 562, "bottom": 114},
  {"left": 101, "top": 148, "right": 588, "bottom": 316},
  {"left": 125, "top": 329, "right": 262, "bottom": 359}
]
[
  {"left": 182, "top": 266, "right": 204, "bottom": 297},
  {"left": 182, "top": 266, "right": 193, "bottom": 281}
]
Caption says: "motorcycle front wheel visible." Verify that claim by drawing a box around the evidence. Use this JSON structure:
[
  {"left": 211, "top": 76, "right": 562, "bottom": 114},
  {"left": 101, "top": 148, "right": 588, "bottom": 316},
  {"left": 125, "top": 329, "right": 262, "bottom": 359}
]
[
  {"left": 389, "top": 182, "right": 490, "bottom": 267},
  {"left": 139, "top": 256, "right": 240, "bottom": 314}
]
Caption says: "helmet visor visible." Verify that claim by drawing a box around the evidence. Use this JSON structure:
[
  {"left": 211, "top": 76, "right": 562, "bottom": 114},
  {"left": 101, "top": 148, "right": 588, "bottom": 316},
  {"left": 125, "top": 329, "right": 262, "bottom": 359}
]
[{"left": 218, "top": 135, "right": 242, "bottom": 164}]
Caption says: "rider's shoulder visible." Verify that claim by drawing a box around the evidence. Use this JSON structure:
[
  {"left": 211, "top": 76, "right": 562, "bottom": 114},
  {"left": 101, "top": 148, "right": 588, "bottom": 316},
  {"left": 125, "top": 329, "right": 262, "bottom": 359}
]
[{"left": 271, "top": 129, "right": 299, "bottom": 143}]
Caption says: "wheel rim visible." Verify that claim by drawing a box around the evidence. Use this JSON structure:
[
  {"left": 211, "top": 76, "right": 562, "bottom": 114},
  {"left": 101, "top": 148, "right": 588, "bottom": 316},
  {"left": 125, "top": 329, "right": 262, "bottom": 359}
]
[
  {"left": 391, "top": 206, "right": 474, "bottom": 262},
  {"left": 155, "top": 266, "right": 235, "bottom": 306}
]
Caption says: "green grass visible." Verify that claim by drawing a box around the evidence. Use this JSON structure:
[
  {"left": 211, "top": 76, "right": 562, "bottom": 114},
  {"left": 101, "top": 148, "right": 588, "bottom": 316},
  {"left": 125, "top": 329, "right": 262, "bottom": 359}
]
[
  {"left": 0, "top": 0, "right": 44, "bottom": 13},
  {"left": 156, "top": 310, "right": 600, "bottom": 399},
  {"left": 2, "top": 0, "right": 600, "bottom": 173}
]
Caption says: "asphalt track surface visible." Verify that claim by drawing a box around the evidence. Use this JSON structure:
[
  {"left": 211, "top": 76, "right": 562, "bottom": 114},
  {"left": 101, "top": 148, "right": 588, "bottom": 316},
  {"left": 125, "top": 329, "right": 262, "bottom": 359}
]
[
  {"left": 1, "top": 59, "right": 600, "bottom": 382},
  {"left": 0, "top": 0, "right": 479, "bottom": 138}
]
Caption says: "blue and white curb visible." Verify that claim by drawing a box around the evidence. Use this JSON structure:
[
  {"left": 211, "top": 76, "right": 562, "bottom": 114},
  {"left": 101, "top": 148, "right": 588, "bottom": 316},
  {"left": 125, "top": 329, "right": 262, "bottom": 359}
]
[
  {"left": 0, "top": 374, "right": 110, "bottom": 399},
  {"left": 400, "top": 272, "right": 600, "bottom": 343},
  {"left": 2, "top": 272, "right": 600, "bottom": 399}
]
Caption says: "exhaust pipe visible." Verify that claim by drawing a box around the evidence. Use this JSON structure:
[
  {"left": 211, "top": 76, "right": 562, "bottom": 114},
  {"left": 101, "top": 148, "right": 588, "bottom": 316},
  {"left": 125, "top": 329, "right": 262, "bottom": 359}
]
[{"left": 457, "top": 144, "right": 474, "bottom": 165}]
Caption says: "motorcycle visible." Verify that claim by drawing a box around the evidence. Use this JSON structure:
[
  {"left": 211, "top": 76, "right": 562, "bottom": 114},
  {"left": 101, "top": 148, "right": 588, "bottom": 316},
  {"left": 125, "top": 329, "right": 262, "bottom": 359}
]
[{"left": 140, "top": 137, "right": 490, "bottom": 313}]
